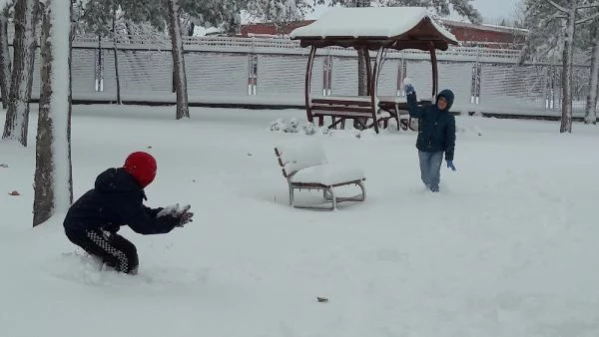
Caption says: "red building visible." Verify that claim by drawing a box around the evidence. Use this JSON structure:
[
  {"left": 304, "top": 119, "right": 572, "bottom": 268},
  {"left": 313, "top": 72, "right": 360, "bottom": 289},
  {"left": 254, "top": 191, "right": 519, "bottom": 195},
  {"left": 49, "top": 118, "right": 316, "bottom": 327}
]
[
  {"left": 239, "top": 19, "right": 527, "bottom": 48},
  {"left": 442, "top": 20, "right": 527, "bottom": 47}
]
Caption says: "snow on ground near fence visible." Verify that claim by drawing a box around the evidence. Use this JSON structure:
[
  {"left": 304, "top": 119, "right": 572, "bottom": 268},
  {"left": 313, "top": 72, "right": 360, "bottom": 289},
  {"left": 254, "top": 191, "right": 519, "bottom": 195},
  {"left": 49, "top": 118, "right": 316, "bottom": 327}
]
[{"left": 1, "top": 105, "right": 599, "bottom": 337}]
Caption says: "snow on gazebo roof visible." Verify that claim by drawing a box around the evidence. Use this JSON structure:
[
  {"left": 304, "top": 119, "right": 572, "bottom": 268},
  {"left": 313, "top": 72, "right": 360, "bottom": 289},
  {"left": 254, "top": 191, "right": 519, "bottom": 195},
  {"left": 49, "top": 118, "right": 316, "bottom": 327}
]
[{"left": 290, "top": 7, "right": 459, "bottom": 51}]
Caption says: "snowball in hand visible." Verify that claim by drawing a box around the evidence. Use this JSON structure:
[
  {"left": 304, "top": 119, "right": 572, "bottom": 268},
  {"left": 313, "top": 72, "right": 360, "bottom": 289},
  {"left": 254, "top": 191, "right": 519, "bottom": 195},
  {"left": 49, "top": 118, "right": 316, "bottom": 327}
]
[{"left": 403, "top": 77, "right": 415, "bottom": 94}]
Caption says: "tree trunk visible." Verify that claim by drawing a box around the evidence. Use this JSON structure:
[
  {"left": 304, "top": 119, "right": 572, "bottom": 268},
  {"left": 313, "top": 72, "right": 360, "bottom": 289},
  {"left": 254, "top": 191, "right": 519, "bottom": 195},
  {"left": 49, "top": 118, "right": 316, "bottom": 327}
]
[
  {"left": 0, "top": 11, "right": 12, "bottom": 109},
  {"left": 357, "top": 49, "right": 369, "bottom": 96},
  {"left": 354, "top": 0, "right": 370, "bottom": 129},
  {"left": 560, "top": 8, "right": 576, "bottom": 133},
  {"left": 187, "top": 22, "right": 195, "bottom": 37},
  {"left": 112, "top": 4, "right": 121, "bottom": 105},
  {"left": 356, "top": 0, "right": 369, "bottom": 96},
  {"left": 167, "top": 0, "right": 190, "bottom": 119},
  {"left": 2, "top": 0, "right": 38, "bottom": 146},
  {"left": 113, "top": 43, "right": 121, "bottom": 104},
  {"left": 33, "top": 0, "right": 73, "bottom": 226},
  {"left": 125, "top": 21, "right": 134, "bottom": 43},
  {"left": 585, "top": 22, "right": 599, "bottom": 125}
]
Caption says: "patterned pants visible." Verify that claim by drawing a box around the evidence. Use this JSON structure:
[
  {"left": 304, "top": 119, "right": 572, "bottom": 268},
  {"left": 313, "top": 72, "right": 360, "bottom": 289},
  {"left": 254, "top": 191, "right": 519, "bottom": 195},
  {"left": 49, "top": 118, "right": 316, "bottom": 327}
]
[{"left": 66, "top": 228, "right": 139, "bottom": 274}]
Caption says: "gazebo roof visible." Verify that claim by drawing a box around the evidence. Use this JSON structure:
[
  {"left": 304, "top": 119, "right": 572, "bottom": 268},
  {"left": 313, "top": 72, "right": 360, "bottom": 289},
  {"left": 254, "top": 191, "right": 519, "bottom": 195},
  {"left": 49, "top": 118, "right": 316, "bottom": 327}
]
[{"left": 289, "top": 7, "right": 459, "bottom": 51}]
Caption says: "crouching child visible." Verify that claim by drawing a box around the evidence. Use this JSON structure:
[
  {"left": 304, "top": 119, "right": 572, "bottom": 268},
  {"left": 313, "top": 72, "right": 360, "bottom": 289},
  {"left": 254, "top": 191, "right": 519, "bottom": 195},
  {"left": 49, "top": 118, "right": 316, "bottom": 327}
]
[{"left": 63, "top": 151, "right": 193, "bottom": 274}]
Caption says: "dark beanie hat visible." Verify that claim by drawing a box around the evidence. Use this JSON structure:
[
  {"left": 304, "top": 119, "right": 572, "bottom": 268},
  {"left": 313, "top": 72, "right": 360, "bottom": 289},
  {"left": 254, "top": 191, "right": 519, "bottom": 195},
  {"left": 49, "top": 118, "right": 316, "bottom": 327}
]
[{"left": 123, "top": 151, "right": 157, "bottom": 188}]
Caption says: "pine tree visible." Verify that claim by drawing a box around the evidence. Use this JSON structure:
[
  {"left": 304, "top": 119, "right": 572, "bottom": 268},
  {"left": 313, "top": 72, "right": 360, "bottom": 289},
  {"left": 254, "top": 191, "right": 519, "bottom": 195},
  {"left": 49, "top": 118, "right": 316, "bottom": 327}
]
[
  {"left": 317, "top": 0, "right": 482, "bottom": 24},
  {"left": 244, "top": 0, "right": 311, "bottom": 23}
]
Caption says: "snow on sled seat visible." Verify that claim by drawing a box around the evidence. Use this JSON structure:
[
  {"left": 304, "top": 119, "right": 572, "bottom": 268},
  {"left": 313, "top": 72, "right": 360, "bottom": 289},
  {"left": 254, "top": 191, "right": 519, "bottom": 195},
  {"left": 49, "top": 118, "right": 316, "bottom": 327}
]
[
  {"left": 290, "top": 165, "right": 365, "bottom": 186},
  {"left": 274, "top": 142, "right": 366, "bottom": 210}
]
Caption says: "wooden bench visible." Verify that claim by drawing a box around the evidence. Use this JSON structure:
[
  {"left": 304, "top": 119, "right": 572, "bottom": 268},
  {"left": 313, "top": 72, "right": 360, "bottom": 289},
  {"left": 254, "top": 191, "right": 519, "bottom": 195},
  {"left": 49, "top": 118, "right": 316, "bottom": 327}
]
[
  {"left": 377, "top": 99, "right": 431, "bottom": 131},
  {"left": 274, "top": 143, "right": 366, "bottom": 210},
  {"left": 308, "top": 96, "right": 430, "bottom": 132},
  {"left": 310, "top": 97, "right": 378, "bottom": 132}
]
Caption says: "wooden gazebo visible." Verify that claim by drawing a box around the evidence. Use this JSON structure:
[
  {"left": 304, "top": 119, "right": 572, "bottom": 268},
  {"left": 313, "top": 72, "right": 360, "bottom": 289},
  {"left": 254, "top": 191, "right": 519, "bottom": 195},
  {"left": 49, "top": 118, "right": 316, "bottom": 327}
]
[{"left": 289, "top": 7, "right": 459, "bottom": 133}]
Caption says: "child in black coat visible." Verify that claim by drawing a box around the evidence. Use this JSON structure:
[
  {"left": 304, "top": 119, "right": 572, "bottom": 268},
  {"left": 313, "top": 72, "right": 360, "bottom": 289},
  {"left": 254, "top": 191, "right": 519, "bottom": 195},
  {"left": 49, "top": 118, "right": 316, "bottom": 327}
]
[{"left": 63, "top": 151, "right": 193, "bottom": 274}]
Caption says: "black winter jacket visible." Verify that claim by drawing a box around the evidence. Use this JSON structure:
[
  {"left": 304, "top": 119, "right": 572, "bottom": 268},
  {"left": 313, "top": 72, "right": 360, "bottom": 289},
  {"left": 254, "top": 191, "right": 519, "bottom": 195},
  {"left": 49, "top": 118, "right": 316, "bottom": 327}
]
[
  {"left": 63, "top": 168, "right": 179, "bottom": 235},
  {"left": 407, "top": 89, "right": 456, "bottom": 161}
]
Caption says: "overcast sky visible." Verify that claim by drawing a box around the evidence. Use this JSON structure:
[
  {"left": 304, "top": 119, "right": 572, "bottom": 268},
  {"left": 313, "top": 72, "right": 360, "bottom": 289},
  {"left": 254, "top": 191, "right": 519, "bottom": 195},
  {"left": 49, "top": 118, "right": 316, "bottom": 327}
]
[
  {"left": 307, "top": 0, "right": 523, "bottom": 24},
  {"left": 472, "top": 0, "right": 521, "bottom": 22}
]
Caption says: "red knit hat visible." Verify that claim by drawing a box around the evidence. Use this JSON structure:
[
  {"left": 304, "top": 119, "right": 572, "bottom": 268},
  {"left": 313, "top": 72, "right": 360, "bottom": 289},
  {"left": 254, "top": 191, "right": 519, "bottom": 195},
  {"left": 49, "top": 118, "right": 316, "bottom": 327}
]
[{"left": 123, "top": 151, "right": 157, "bottom": 188}]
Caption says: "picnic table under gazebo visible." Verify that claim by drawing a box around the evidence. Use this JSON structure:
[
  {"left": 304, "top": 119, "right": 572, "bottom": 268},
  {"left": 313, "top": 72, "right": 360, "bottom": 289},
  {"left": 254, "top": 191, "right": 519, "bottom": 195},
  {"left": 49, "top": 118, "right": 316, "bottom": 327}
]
[{"left": 289, "top": 7, "right": 459, "bottom": 133}]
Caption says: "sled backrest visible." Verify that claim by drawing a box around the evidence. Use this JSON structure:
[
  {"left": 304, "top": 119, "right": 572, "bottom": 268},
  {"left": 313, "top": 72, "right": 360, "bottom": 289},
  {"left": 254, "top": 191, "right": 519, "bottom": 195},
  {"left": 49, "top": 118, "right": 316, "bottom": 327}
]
[{"left": 274, "top": 143, "right": 327, "bottom": 179}]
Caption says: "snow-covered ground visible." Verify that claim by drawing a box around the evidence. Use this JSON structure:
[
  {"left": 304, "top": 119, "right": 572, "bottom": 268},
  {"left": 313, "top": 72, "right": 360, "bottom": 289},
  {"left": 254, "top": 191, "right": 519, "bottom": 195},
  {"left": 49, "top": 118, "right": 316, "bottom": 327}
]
[{"left": 1, "top": 105, "right": 599, "bottom": 337}]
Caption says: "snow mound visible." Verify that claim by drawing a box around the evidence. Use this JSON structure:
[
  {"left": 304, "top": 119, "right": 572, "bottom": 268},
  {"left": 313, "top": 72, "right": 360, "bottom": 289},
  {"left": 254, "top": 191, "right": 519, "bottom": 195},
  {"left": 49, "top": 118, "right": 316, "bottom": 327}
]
[{"left": 270, "top": 118, "right": 299, "bottom": 133}]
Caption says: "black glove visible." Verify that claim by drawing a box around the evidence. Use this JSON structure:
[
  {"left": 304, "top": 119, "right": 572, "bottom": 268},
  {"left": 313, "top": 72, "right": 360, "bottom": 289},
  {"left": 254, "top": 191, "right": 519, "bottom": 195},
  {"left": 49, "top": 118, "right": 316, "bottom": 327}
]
[
  {"left": 157, "top": 203, "right": 194, "bottom": 227},
  {"left": 177, "top": 211, "right": 194, "bottom": 227}
]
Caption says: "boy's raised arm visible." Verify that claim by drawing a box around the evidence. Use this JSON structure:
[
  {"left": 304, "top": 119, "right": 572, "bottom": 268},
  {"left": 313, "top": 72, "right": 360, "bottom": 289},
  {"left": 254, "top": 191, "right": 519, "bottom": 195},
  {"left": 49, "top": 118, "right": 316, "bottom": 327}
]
[{"left": 404, "top": 81, "right": 425, "bottom": 119}]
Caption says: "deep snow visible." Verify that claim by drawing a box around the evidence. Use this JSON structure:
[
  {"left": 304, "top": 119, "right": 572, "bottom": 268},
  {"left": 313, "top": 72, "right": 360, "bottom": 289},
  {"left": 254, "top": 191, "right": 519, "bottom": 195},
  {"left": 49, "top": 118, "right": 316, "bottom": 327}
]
[{"left": 1, "top": 105, "right": 599, "bottom": 337}]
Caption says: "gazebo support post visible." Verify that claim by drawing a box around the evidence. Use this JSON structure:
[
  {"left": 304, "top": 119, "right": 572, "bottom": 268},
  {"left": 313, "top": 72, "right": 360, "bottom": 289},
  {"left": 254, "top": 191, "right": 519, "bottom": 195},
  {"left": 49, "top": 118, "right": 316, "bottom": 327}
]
[
  {"left": 364, "top": 48, "right": 373, "bottom": 96},
  {"left": 305, "top": 46, "right": 317, "bottom": 123},
  {"left": 429, "top": 42, "right": 439, "bottom": 100}
]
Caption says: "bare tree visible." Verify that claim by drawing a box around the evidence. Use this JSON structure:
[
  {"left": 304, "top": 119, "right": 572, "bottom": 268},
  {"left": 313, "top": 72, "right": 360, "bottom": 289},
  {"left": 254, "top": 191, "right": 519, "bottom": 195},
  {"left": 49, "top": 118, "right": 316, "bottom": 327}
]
[
  {"left": 78, "top": 0, "right": 123, "bottom": 104},
  {"left": 2, "top": 0, "right": 38, "bottom": 146},
  {"left": 111, "top": 2, "right": 122, "bottom": 105},
  {"left": 584, "top": 14, "right": 599, "bottom": 124},
  {"left": 33, "top": 0, "right": 73, "bottom": 226},
  {"left": 522, "top": 0, "right": 599, "bottom": 132},
  {"left": 356, "top": 0, "right": 369, "bottom": 97},
  {"left": 116, "top": 0, "right": 312, "bottom": 120},
  {"left": 166, "top": 0, "right": 189, "bottom": 119},
  {"left": 544, "top": 0, "right": 599, "bottom": 132},
  {"left": 0, "top": 2, "right": 13, "bottom": 109}
]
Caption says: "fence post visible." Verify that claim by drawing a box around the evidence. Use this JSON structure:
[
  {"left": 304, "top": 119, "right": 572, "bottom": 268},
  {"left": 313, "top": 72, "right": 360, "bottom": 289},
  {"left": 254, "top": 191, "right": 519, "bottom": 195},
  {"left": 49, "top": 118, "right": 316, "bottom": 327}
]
[
  {"left": 470, "top": 62, "right": 476, "bottom": 104},
  {"left": 247, "top": 39, "right": 258, "bottom": 95},
  {"left": 95, "top": 34, "right": 104, "bottom": 92},
  {"left": 545, "top": 65, "right": 553, "bottom": 109},
  {"left": 473, "top": 47, "right": 481, "bottom": 104},
  {"left": 554, "top": 64, "right": 560, "bottom": 110}
]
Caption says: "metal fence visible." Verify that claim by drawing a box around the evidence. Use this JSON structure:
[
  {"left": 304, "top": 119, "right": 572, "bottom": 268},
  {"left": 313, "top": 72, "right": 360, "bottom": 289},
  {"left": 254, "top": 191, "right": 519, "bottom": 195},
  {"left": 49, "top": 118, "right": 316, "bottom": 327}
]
[{"left": 20, "top": 34, "right": 594, "bottom": 116}]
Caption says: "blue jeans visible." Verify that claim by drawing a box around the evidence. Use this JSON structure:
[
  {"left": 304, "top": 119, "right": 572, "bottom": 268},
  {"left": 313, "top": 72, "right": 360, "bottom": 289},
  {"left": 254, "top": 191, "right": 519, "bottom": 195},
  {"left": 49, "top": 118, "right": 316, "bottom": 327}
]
[{"left": 418, "top": 150, "right": 443, "bottom": 192}]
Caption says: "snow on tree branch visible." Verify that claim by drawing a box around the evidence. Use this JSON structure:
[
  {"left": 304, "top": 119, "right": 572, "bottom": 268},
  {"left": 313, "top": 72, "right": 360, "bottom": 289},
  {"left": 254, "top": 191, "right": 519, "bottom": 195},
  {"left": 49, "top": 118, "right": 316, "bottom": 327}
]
[
  {"left": 576, "top": 3, "right": 599, "bottom": 10},
  {"left": 244, "top": 0, "right": 312, "bottom": 23},
  {"left": 545, "top": 0, "right": 569, "bottom": 13},
  {"left": 549, "top": 12, "right": 568, "bottom": 20},
  {"left": 576, "top": 10, "right": 599, "bottom": 24}
]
